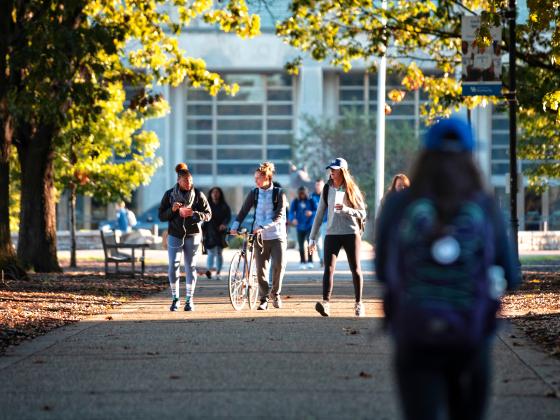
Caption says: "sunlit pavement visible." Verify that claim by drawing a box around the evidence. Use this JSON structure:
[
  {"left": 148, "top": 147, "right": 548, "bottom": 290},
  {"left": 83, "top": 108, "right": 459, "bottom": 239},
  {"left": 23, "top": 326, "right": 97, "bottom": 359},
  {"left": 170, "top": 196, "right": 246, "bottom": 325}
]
[{"left": 1, "top": 244, "right": 559, "bottom": 419}]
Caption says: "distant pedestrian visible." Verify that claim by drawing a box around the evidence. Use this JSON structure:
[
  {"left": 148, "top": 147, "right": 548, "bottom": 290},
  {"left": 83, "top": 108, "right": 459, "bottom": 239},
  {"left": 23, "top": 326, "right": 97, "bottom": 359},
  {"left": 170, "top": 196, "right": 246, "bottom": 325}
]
[
  {"left": 159, "top": 163, "right": 212, "bottom": 312},
  {"left": 115, "top": 201, "right": 131, "bottom": 233},
  {"left": 289, "top": 186, "right": 317, "bottom": 269},
  {"left": 375, "top": 118, "right": 520, "bottom": 420},
  {"left": 377, "top": 174, "right": 411, "bottom": 219},
  {"left": 203, "top": 187, "right": 231, "bottom": 280},
  {"left": 309, "top": 157, "right": 367, "bottom": 317},
  {"left": 388, "top": 173, "right": 410, "bottom": 194},
  {"left": 230, "top": 162, "right": 288, "bottom": 310},
  {"left": 310, "top": 178, "right": 328, "bottom": 267}
]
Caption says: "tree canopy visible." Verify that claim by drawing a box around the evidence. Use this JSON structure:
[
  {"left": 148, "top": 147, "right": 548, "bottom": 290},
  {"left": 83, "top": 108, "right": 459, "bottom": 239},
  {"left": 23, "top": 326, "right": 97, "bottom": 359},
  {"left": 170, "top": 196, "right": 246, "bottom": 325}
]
[
  {"left": 275, "top": 0, "right": 560, "bottom": 184},
  {"left": 0, "top": 0, "right": 261, "bottom": 275}
]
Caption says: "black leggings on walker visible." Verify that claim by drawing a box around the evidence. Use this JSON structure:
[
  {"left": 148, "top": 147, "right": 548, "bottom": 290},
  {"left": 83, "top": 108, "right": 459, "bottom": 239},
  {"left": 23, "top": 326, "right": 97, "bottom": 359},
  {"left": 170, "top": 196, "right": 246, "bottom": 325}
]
[
  {"left": 297, "top": 229, "right": 312, "bottom": 263},
  {"left": 322, "top": 234, "right": 363, "bottom": 302}
]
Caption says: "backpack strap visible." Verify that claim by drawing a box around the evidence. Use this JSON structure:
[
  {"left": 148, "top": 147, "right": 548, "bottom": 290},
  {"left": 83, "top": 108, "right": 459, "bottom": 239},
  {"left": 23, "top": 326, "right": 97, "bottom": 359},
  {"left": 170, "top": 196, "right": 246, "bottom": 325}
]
[
  {"left": 193, "top": 188, "right": 200, "bottom": 207},
  {"left": 272, "top": 186, "right": 281, "bottom": 211}
]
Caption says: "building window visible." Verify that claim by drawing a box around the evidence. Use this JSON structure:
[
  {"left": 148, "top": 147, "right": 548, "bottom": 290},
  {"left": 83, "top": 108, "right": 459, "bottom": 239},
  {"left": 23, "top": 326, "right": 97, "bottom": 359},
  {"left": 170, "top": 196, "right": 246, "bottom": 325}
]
[
  {"left": 185, "top": 73, "right": 293, "bottom": 176},
  {"left": 338, "top": 72, "right": 425, "bottom": 138}
]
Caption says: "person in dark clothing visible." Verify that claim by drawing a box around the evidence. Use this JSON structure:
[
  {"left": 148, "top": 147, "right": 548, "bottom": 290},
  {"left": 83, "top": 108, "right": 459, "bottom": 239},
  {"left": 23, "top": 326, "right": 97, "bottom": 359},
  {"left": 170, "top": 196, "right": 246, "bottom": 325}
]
[
  {"left": 289, "top": 186, "right": 317, "bottom": 269},
  {"left": 203, "top": 187, "right": 231, "bottom": 280},
  {"left": 310, "top": 179, "right": 328, "bottom": 267},
  {"left": 158, "top": 163, "right": 212, "bottom": 312},
  {"left": 375, "top": 118, "right": 520, "bottom": 420}
]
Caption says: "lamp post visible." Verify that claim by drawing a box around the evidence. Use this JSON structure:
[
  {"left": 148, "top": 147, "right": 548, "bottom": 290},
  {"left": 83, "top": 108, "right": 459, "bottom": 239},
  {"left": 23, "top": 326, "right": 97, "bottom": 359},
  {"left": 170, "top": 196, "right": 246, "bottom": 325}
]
[
  {"left": 375, "top": 0, "right": 388, "bottom": 216},
  {"left": 506, "top": 0, "right": 519, "bottom": 254}
]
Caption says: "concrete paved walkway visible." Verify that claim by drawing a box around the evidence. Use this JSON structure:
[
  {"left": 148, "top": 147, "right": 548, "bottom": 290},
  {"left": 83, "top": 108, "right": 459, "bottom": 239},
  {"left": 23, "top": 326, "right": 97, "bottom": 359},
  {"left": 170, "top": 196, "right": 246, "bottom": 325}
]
[{"left": 1, "top": 249, "right": 559, "bottom": 419}]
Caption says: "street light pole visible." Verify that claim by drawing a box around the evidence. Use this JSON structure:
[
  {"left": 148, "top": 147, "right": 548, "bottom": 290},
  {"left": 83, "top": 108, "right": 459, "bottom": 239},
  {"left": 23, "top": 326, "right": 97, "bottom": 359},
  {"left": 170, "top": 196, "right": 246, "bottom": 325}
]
[
  {"left": 375, "top": 0, "right": 387, "bottom": 217},
  {"left": 507, "top": 0, "right": 519, "bottom": 255}
]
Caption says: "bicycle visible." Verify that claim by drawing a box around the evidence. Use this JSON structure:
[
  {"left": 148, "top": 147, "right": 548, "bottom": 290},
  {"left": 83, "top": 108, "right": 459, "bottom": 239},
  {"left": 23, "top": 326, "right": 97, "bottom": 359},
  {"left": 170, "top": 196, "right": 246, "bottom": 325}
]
[{"left": 227, "top": 229, "right": 260, "bottom": 310}]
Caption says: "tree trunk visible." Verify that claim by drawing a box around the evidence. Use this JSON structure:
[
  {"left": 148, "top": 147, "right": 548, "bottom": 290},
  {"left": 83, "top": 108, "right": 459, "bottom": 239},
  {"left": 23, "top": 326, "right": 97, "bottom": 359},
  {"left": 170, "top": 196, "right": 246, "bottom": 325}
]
[
  {"left": 16, "top": 124, "right": 61, "bottom": 272},
  {"left": 69, "top": 182, "right": 77, "bottom": 268},
  {"left": 0, "top": 1, "right": 26, "bottom": 279},
  {"left": 0, "top": 116, "right": 26, "bottom": 279}
]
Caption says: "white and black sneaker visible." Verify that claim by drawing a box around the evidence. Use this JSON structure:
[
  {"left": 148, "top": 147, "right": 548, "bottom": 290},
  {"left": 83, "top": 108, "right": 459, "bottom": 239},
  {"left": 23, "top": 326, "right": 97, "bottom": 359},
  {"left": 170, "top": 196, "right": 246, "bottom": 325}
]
[
  {"left": 315, "top": 301, "right": 330, "bottom": 317},
  {"left": 170, "top": 298, "right": 179, "bottom": 312},
  {"left": 258, "top": 297, "right": 269, "bottom": 311}
]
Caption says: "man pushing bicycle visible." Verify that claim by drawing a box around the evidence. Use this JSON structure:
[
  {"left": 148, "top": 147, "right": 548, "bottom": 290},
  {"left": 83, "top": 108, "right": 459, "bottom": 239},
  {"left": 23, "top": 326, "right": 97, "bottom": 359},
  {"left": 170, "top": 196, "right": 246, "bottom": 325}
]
[{"left": 230, "top": 162, "right": 288, "bottom": 310}]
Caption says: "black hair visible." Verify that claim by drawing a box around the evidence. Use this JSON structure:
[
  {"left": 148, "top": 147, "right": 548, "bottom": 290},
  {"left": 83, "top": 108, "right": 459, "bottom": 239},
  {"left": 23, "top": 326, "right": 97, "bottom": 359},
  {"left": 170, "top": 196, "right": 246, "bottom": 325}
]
[
  {"left": 409, "top": 150, "right": 485, "bottom": 223},
  {"left": 207, "top": 186, "right": 226, "bottom": 205}
]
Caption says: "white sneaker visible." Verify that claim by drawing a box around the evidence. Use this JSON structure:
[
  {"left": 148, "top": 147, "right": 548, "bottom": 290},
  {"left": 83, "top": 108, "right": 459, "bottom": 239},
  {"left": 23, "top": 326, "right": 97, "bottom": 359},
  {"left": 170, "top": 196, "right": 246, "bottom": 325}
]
[
  {"left": 306, "top": 262, "right": 314, "bottom": 269},
  {"left": 273, "top": 295, "right": 283, "bottom": 309},
  {"left": 299, "top": 263, "right": 307, "bottom": 270},
  {"left": 355, "top": 302, "right": 365, "bottom": 317}
]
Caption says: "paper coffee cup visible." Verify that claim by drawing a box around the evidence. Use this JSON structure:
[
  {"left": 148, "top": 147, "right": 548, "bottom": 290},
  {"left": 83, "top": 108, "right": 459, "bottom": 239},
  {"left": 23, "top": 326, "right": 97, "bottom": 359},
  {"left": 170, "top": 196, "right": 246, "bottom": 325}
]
[{"left": 334, "top": 190, "right": 345, "bottom": 213}]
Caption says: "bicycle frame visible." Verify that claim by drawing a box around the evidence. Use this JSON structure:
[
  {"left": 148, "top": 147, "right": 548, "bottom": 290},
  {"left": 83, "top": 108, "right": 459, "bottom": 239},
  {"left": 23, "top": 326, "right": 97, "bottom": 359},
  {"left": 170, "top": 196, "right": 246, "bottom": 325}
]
[{"left": 228, "top": 230, "right": 260, "bottom": 310}]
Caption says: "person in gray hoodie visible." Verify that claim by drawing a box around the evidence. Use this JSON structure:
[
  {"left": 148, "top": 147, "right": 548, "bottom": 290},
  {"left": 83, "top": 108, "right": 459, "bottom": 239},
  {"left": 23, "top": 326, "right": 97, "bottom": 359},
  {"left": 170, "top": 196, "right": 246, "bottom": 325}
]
[{"left": 309, "top": 157, "right": 367, "bottom": 317}]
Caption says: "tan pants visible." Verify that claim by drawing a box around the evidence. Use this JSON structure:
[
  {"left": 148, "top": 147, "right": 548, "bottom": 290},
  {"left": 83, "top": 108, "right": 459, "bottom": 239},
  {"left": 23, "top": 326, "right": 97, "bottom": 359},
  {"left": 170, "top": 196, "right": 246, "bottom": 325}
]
[{"left": 254, "top": 238, "right": 287, "bottom": 300}]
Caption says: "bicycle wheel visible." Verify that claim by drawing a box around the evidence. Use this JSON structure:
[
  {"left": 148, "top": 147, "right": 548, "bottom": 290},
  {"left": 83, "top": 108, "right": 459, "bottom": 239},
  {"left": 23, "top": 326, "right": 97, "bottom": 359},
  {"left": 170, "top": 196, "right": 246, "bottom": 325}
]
[
  {"left": 247, "top": 258, "right": 259, "bottom": 310},
  {"left": 228, "top": 251, "right": 246, "bottom": 310}
]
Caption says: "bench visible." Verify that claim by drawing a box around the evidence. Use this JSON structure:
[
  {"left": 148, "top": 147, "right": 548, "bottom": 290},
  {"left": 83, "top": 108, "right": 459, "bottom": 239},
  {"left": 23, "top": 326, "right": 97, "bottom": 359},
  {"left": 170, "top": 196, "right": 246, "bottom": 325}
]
[{"left": 99, "top": 229, "right": 146, "bottom": 277}]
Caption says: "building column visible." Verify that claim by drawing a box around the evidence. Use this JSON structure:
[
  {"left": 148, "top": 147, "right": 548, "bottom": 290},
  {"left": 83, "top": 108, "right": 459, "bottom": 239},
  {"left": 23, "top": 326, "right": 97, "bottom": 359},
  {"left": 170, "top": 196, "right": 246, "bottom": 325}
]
[
  {"left": 139, "top": 85, "right": 172, "bottom": 211},
  {"left": 295, "top": 65, "right": 324, "bottom": 138},
  {"left": 471, "top": 106, "right": 492, "bottom": 179},
  {"left": 83, "top": 196, "right": 92, "bottom": 229}
]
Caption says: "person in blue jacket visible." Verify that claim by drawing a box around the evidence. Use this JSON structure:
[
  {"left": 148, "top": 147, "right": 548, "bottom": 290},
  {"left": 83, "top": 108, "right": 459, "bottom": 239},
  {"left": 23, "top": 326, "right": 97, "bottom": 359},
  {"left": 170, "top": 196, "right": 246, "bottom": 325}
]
[{"left": 289, "top": 186, "right": 317, "bottom": 269}]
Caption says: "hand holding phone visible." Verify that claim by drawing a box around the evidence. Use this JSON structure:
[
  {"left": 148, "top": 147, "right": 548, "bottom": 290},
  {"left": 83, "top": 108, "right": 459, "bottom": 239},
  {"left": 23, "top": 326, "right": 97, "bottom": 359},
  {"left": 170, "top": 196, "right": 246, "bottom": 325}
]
[{"left": 179, "top": 206, "right": 193, "bottom": 218}]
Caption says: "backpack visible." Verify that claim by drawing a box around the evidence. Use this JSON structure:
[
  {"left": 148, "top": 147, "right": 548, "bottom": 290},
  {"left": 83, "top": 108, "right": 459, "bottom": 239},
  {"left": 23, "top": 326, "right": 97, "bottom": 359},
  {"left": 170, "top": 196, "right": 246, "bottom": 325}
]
[
  {"left": 322, "top": 183, "right": 366, "bottom": 235},
  {"left": 126, "top": 209, "right": 137, "bottom": 227},
  {"left": 251, "top": 186, "right": 283, "bottom": 231},
  {"left": 253, "top": 186, "right": 282, "bottom": 211},
  {"left": 389, "top": 194, "right": 500, "bottom": 351}
]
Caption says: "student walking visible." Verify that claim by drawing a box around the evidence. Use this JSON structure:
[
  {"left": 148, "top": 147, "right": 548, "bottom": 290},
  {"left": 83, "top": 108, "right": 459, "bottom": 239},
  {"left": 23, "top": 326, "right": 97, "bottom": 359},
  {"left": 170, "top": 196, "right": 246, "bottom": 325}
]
[
  {"left": 115, "top": 201, "right": 132, "bottom": 233},
  {"left": 377, "top": 174, "right": 411, "bottom": 218},
  {"left": 310, "top": 179, "right": 328, "bottom": 267},
  {"left": 159, "top": 163, "right": 212, "bottom": 312},
  {"left": 230, "top": 162, "right": 288, "bottom": 310},
  {"left": 309, "top": 157, "right": 367, "bottom": 317},
  {"left": 203, "top": 187, "right": 231, "bottom": 280},
  {"left": 375, "top": 118, "right": 520, "bottom": 420},
  {"left": 289, "top": 186, "right": 317, "bottom": 269},
  {"left": 387, "top": 173, "right": 410, "bottom": 195}
]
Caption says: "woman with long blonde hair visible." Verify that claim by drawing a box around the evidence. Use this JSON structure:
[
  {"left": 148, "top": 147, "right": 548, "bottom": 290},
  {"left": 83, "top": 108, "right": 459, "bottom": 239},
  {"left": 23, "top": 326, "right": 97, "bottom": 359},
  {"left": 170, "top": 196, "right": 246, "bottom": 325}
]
[{"left": 309, "top": 157, "right": 367, "bottom": 317}]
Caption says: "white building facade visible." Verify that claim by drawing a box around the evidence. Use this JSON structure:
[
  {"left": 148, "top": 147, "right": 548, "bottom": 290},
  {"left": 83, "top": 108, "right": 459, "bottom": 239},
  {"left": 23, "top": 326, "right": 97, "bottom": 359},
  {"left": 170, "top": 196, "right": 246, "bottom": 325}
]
[{"left": 60, "top": 4, "right": 559, "bottom": 234}]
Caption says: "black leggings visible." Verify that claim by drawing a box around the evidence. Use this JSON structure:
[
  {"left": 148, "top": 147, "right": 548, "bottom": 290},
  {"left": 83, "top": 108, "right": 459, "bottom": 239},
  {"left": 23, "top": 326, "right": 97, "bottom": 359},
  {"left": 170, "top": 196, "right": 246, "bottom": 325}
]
[
  {"left": 322, "top": 234, "right": 363, "bottom": 302},
  {"left": 297, "top": 229, "right": 312, "bottom": 263},
  {"left": 395, "top": 341, "right": 491, "bottom": 420}
]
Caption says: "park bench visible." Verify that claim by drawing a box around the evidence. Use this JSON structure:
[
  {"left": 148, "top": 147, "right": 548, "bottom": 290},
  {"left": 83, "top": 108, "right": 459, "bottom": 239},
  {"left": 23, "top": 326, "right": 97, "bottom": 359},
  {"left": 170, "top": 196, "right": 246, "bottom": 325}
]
[{"left": 99, "top": 229, "right": 146, "bottom": 277}]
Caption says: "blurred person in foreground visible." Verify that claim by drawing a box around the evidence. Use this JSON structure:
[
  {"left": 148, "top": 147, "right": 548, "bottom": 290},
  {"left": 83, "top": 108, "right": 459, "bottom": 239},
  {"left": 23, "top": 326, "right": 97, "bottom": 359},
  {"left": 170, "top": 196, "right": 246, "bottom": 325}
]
[{"left": 375, "top": 118, "right": 520, "bottom": 420}]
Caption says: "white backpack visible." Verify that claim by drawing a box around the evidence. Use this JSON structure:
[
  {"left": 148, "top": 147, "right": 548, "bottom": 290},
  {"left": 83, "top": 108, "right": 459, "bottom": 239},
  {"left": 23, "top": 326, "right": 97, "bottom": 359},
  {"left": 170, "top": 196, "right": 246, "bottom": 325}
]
[{"left": 126, "top": 209, "right": 137, "bottom": 227}]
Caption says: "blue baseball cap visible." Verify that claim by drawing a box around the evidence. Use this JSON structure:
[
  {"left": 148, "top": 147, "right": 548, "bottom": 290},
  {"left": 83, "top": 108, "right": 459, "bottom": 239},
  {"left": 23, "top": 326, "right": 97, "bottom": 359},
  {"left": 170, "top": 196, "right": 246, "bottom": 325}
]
[
  {"left": 423, "top": 118, "right": 474, "bottom": 152},
  {"left": 326, "top": 157, "right": 348, "bottom": 170}
]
